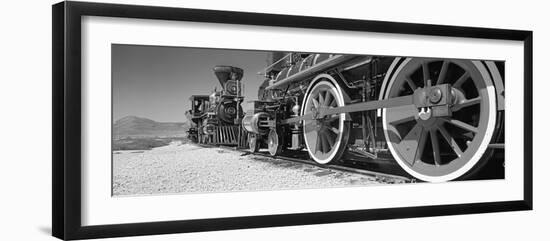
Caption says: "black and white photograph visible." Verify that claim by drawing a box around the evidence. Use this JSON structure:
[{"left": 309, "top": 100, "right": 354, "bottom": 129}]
[
  {"left": 2, "top": 0, "right": 546, "bottom": 240},
  {"left": 111, "top": 45, "right": 506, "bottom": 196}
]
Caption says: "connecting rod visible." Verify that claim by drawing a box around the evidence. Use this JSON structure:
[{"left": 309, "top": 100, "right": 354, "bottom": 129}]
[{"left": 281, "top": 95, "right": 413, "bottom": 124}]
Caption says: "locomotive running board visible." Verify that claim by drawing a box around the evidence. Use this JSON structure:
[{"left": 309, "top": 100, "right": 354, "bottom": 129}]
[{"left": 281, "top": 95, "right": 414, "bottom": 124}]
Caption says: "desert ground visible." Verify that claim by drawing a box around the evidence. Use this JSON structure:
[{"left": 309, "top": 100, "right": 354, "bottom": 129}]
[{"left": 112, "top": 142, "right": 385, "bottom": 196}]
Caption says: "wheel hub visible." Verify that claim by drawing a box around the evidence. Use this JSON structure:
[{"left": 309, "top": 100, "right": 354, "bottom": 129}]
[
  {"left": 413, "top": 84, "right": 452, "bottom": 109},
  {"left": 418, "top": 107, "right": 432, "bottom": 120}
]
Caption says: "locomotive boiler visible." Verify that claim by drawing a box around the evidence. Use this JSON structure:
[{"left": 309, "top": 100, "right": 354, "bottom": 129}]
[
  {"left": 241, "top": 53, "right": 505, "bottom": 182},
  {"left": 186, "top": 66, "right": 247, "bottom": 146}
]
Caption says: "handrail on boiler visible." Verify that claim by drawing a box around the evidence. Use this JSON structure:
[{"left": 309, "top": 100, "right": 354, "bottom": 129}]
[
  {"left": 265, "top": 55, "right": 356, "bottom": 90},
  {"left": 256, "top": 53, "right": 293, "bottom": 76}
]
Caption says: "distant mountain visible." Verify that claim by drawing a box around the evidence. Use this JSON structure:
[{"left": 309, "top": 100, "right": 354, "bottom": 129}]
[{"left": 113, "top": 116, "right": 189, "bottom": 138}]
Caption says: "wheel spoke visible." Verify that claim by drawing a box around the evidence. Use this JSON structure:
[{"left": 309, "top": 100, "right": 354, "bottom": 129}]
[
  {"left": 318, "top": 92, "right": 325, "bottom": 107},
  {"left": 325, "top": 129, "right": 336, "bottom": 147},
  {"left": 446, "top": 119, "right": 478, "bottom": 133},
  {"left": 329, "top": 126, "right": 339, "bottom": 135},
  {"left": 405, "top": 76, "right": 417, "bottom": 91},
  {"left": 386, "top": 104, "right": 418, "bottom": 126},
  {"left": 326, "top": 115, "right": 340, "bottom": 123},
  {"left": 413, "top": 128, "right": 428, "bottom": 166},
  {"left": 461, "top": 132, "right": 474, "bottom": 139},
  {"left": 392, "top": 116, "right": 416, "bottom": 126},
  {"left": 436, "top": 61, "right": 449, "bottom": 85},
  {"left": 324, "top": 91, "right": 333, "bottom": 106},
  {"left": 437, "top": 125, "right": 463, "bottom": 157},
  {"left": 314, "top": 131, "right": 321, "bottom": 154},
  {"left": 312, "top": 98, "right": 319, "bottom": 108},
  {"left": 305, "top": 119, "right": 319, "bottom": 154},
  {"left": 328, "top": 98, "right": 336, "bottom": 107},
  {"left": 320, "top": 132, "right": 329, "bottom": 153},
  {"left": 430, "top": 129, "right": 441, "bottom": 166},
  {"left": 451, "top": 96, "right": 481, "bottom": 112},
  {"left": 400, "top": 124, "right": 421, "bottom": 144},
  {"left": 396, "top": 123, "right": 425, "bottom": 166},
  {"left": 304, "top": 120, "right": 316, "bottom": 133},
  {"left": 422, "top": 61, "right": 431, "bottom": 87},
  {"left": 453, "top": 72, "right": 470, "bottom": 88}
]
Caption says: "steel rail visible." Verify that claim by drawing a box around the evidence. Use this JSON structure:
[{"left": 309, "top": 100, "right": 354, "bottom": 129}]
[
  {"left": 200, "top": 143, "right": 413, "bottom": 183},
  {"left": 253, "top": 152, "right": 413, "bottom": 183}
]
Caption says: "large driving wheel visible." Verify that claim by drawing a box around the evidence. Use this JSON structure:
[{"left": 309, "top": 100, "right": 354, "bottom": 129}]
[
  {"left": 302, "top": 75, "right": 350, "bottom": 164},
  {"left": 382, "top": 58, "right": 499, "bottom": 182}
]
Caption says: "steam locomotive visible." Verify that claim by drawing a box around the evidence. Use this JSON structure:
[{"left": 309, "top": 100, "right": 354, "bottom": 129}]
[
  {"left": 186, "top": 53, "right": 504, "bottom": 182},
  {"left": 241, "top": 53, "right": 505, "bottom": 182},
  {"left": 186, "top": 66, "right": 247, "bottom": 146}
]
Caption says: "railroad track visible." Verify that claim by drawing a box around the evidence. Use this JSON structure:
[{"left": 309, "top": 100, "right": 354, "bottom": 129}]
[{"left": 197, "top": 143, "right": 415, "bottom": 184}]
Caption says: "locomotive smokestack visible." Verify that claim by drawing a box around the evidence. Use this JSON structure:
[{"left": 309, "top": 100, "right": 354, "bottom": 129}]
[{"left": 213, "top": 66, "right": 244, "bottom": 87}]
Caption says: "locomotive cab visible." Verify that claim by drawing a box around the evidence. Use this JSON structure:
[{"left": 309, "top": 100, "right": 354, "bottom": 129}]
[
  {"left": 188, "top": 95, "right": 210, "bottom": 122},
  {"left": 186, "top": 95, "right": 210, "bottom": 143}
]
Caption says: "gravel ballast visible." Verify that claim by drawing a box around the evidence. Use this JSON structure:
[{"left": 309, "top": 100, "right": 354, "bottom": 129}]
[{"left": 113, "top": 143, "right": 382, "bottom": 196}]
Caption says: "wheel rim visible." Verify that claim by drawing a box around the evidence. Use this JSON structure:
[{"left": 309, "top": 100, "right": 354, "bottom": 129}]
[
  {"left": 249, "top": 134, "right": 258, "bottom": 152},
  {"left": 267, "top": 129, "right": 279, "bottom": 156},
  {"left": 383, "top": 58, "right": 497, "bottom": 182},
  {"left": 302, "top": 78, "right": 349, "bottom": 164}
]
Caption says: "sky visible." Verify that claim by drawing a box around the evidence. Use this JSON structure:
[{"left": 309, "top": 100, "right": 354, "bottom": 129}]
[{"left": 112, "top": 44, "right": 271, "bottom": 122}]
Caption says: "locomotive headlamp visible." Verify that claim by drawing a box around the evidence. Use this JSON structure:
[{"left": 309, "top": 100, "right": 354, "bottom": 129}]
[
  {"left": 225, "top": 106, "right": 236, "bottom": 115},
  {"left": 225, "top": 81, "right": 240, "bottom": 95}
]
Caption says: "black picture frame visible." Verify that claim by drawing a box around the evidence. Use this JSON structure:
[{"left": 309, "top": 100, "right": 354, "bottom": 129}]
[{"left": 52, "top": 1, "right": 533, "bottom": 240}]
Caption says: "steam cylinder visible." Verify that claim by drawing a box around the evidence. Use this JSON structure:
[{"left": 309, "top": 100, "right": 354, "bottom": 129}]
[{"left": 242, "top": 112, "right": 270, "bottom": 135}]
